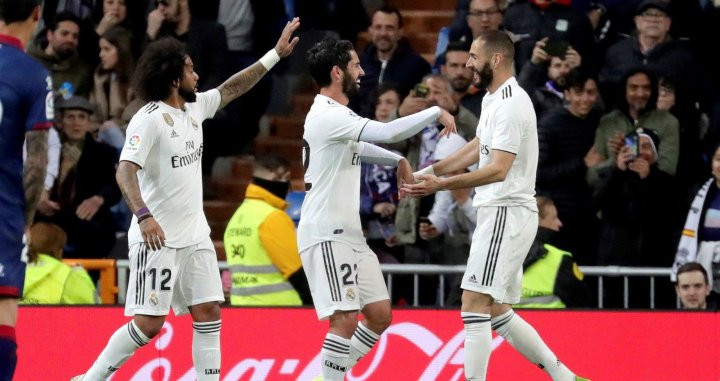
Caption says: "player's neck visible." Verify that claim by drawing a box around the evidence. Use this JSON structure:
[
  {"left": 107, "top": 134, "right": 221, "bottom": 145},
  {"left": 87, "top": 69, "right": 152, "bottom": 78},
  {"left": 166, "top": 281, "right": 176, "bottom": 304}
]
[
  {"left": 320, "top": 86, "right": 349, "bottom": 106},
  {"left": 487, "top": 70, "right": 512, "bottom": 94},
  {"left": 0, "top": 22, "right": 34, "bottom": 47},
  {"left": 164, "top": 93, "right": 186, "bottom": 111}
]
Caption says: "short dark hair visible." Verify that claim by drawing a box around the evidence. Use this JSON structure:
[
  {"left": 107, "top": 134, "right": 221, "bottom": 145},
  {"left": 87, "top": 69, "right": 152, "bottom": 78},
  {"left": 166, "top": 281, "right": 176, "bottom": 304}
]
[
  {"left": 565, "top": 68, "right": 596, "bottom": 92},
  {"left": 0, "top": 0, "right": 39, "bottom": 24},
  {"left": 48, "top": 10, "right": 81, "bottom": 31},
  {"left": 373, "top": 5, "right": 403, "bottom": 28},
  {"left": 443, "top": 40, "right": 471, "bottom": 62},
  {"left": 307, "top": 38, "right": 355, "bottom": 88},
  {"left": 133, "top": 37, "right": 187, "bottom": 101},
  {"left": 677, "top": 262, "right": 709, "bottom": 285},
  {"left": 476, "top": 29, "right": 514, "bottom": 61},
  {"left": 254, "top": 154, "right": 290, "bottom": 173}
]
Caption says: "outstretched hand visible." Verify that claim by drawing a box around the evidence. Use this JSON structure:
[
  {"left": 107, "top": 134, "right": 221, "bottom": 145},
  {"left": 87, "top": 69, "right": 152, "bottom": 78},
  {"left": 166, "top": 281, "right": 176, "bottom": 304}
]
[
  {"left": 397, "top": 158, "right": 414, "bottom": 200},
  {"left": 274, "top": 17, "right": 301, "bottom": 58},
  {"left": 401, "top": 174, "right": 444, "bottom": 198},
  {"left": 437, "top": 109, "right": 457, "bottom": 138}
]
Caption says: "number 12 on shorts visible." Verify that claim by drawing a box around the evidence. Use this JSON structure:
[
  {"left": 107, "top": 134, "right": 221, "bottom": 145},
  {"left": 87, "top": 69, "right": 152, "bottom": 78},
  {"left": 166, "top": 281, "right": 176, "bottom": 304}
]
[{"left": 148, "top": 268, "right": 172, "bottom": 291}]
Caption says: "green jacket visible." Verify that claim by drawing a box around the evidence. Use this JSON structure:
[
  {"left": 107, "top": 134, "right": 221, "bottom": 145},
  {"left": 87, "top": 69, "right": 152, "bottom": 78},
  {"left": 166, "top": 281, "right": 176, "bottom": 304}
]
[
  {"left": 21, "top": 254, "right": 98, "bottom": 305},
  {"left": 589, "top": 109, "right": 679, "bottom": 187},
  {"left": 27, "top": 42, "right": 93, "bottom": 97}
]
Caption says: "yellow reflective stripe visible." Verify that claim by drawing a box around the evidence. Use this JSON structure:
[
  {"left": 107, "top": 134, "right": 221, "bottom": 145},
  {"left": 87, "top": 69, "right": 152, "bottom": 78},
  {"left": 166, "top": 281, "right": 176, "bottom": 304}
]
[
  {"left": 231, "top": 283, "right": 295, "bottom": 296},
  {"left": 229, "top": 264, "right": 279, "bottom": 274}
]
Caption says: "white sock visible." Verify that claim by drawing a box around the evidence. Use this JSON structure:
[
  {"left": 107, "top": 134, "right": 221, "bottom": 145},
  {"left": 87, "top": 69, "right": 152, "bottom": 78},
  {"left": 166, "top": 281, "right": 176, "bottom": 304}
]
[
  {"left": 462, "top": 312, "right": 492, "bottom": 381},
  {"left": 347, "top": 321, "right": 381, "bottom": 368},
  {"left": 84, "top": 320, "right": 150, "bottom": 380},
  {"left": 192, "top": 320, "right": 222, "bottom": 380},
  {"left": 321, "top": 333, "right": 351, "bottom": 381},
  {"left": 491, "top": 310, "right": 575, "bottom": 381}
]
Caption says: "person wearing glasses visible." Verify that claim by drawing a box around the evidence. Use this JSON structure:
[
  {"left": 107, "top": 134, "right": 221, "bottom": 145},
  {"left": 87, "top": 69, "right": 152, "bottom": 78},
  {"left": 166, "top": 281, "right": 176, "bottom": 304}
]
[{"left": 449, "top": 0, "right": 505, "bottom": 44}]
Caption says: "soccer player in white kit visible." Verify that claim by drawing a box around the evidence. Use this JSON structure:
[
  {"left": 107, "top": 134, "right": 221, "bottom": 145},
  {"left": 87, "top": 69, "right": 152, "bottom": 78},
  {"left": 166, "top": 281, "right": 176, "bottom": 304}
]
[
  {"left": 298, "top": 38, "right": 456, "bottom": 380},
  {"left": 402, "top": 30, "right": 588, "bottom": 381},
  {"left": 72, "top": 19, "right": 301, "bottom": 381}
]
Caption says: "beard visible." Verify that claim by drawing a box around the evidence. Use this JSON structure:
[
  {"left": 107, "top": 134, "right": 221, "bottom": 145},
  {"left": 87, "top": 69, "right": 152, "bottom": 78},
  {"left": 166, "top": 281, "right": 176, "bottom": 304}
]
[
  {"left": 53, "top": 43, "right": 76, "bottom": 60},
  {"left": 473, "top": 61, "right": 493, "bottom": 90},
  {"left": 342, "top": 70, "right": 359, "bottom": 97},
  {"left": 179, "top": 85, "right": 197, "bottom": 102},
  {"left": 451, "top": 77, "right": 471, "bottom": 93}
]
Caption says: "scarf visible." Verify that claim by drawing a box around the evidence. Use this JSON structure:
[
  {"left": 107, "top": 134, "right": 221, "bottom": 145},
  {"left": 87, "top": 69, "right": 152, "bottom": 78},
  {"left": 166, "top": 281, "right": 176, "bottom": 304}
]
[{"left": 672, "top": 178, "right": 714, "bottom": 280}]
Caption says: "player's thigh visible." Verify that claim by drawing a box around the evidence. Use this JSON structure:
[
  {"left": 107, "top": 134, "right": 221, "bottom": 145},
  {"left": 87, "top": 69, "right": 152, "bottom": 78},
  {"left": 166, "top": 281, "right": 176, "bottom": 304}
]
[
  {"left": 125, "top": 243, "right": 179, "bottom": 317},
  {"left": 355, "top": 245, "right": 390, "bottom": 307},
  {"left": 173, "top": 238, "right": 224, "bottom": 316},
  {"left": 300, "top": 241, "right": 362, "bottom": 320},
  {"left": 463, "top": 206, "right": 537, "bottom": 304}
]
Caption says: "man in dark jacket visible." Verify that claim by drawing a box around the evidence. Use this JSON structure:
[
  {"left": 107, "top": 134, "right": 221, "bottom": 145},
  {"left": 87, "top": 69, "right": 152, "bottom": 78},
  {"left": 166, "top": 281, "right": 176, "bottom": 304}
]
[
  {"left": 34, "top": 97, "right": 121, "bottom": 259},
  {"left": 537, "top": 69, "right": 602, "bottom": 264},
  {"left": 354, "top": 6, "right": 430, "bottom": 112}
]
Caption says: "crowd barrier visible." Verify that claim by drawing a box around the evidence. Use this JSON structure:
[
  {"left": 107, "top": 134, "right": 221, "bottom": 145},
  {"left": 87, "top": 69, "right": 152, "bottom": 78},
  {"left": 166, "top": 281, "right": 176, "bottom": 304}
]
[{"left": 15, "top": 307, "right": 720, "bottom": 380}]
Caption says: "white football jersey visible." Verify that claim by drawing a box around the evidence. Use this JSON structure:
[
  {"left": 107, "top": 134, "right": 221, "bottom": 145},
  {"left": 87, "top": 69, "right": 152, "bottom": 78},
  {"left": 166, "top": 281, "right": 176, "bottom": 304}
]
[
  {"left": 473, "top": 77, "right": 538, "bottom": 211},
  {"left": 120, "top": 89, "right": 221, "bottom": 248},
  {"left": 297, "top": 94, "right": 371, "bottom": 251}
]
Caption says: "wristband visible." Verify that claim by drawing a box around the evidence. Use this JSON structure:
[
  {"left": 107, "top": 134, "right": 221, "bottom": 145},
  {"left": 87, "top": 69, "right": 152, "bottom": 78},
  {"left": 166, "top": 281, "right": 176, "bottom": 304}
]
[
  {"left": 413, "top": 165, "right": 435, "bottom": 181},
  {"left": 259, "top": 49, "right": 281, "bottom": 70},
  {"left": 134, "top": 207, "right": 150, "bottom": 218},
  {"left": 137, "top": 213, "right": 153, "bottom": 223}
]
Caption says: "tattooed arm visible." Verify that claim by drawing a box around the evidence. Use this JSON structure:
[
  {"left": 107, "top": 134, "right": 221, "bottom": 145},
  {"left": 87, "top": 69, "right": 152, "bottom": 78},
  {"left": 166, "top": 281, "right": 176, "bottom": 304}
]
[
  {"left": 24, "top": 130, "right": 49, "bottom": 226},
  {"left": 216, "top": 17, "right": 300, "bottom": 110},
  {"left": 116, "top": 160, "right": 165, "bottom": 250}
]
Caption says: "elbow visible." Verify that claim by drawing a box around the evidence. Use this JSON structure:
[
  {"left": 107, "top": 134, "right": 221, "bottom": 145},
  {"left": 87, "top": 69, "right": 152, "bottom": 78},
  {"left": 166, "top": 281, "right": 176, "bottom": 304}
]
[{"left": 493, "top": 165, "right": 510, "bottom": 182}]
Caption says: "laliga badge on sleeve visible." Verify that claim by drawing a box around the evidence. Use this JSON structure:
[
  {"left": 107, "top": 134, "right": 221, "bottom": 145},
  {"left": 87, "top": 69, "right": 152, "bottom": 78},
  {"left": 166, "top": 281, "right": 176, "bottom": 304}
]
[{"left": 127, "top": 133, "right": 142, "bottom": 151}]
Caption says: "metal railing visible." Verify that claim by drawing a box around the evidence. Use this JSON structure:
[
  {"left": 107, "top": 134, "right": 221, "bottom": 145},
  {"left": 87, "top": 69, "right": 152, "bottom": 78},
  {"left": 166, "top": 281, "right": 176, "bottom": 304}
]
[{"left": 114, "top": 260, "right": 707, "bottom": 309}]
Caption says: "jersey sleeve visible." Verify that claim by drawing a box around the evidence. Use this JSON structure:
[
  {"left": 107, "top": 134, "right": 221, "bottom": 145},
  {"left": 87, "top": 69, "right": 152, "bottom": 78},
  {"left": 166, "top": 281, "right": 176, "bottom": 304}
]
[
  {"left": 490, "top": 101, "right": 524, "bottom": 154},
  {"left": 324, "top": 106, "right": 370, "bottom": 142},
  {"left": 196, "top": 89, "right": 222, "bottom": 121},
  {"left": 25, "top": 71, "right": 53, "bottom": 132},
  {"left": 119, "top": 113, "right": 159, "bottom": 168}
]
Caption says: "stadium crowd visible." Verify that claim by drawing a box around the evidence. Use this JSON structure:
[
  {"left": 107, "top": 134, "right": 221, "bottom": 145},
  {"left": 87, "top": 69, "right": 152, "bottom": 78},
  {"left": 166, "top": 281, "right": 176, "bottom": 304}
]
[{"left": 19, "top": 0, "right": 720, "bottom": 310}]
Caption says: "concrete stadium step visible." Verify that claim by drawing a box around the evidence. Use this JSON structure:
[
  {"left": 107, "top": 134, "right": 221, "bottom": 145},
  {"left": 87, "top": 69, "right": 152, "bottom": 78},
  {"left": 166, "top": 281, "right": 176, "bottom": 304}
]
[
  {"left": 253, "top": 136, "right": 303, "bottom": 164},
  {"left": 230, "top": 157, "right": 253, "bottom": 178},
  {"left": 214, "top": 240, "right": 226, "bottom": 261},
  {"left": 270, "top": 115, "right": 305, "bottom": 139},
  {"left": 389, "top": 0, "right": 455, "bottom": 11},
  {"left": 291, "top": 93, "right": 315, "bottom": 114},
  {"left": 401, "top": 10, "right": 455, "bottom": 35},
  {"left": 213, "top": 178, "right": 250, "bottom": 202}
]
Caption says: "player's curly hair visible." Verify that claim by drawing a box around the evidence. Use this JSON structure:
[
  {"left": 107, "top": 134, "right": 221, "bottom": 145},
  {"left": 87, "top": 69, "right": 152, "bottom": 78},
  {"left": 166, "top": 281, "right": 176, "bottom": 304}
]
[
  {"left": 133, "top": 37, "right": 187, "bottom": 101},
  {"left": 306, "top": 38, "right": 354, "bottom": 88}
]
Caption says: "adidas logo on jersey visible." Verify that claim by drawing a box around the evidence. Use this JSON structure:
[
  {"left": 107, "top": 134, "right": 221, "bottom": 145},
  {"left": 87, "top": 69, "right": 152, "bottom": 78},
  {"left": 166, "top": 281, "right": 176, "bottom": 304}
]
[
  {"left": 170, "top": 130, "right": 179, "bottom": 138},
  {"left": 468, "top": 274, "right": 477, "bottom": 283}
]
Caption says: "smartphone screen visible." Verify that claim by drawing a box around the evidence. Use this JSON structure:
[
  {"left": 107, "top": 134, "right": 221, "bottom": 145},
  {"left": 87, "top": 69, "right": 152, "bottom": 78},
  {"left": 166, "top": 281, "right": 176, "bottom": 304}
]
[
  {"left": 544, "top": 40, "right": 569, "bottom": 57},
  {"left": 625, "top": 136, "right": 638, "bottom": 158},
  {"left": 414, "top": 83, "right": 429, "bottom": 98}
]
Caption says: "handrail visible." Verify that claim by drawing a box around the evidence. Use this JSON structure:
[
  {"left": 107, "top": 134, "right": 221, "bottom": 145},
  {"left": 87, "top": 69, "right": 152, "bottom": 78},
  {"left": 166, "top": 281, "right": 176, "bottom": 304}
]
[{"left": 62, "top": 258, "right": 117, "bottom": 304}]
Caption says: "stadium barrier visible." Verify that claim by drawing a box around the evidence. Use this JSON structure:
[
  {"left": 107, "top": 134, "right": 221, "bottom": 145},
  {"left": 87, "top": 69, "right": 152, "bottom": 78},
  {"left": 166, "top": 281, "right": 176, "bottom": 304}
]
[
  {"left": 62, "top": 258, "right": 117, "bottom": 303},
  {"left": 15, "top": 307, "right": 720, "bottom": 380},
  {"left": 110, "top": 261, "right": 684, "bottom": 308}
]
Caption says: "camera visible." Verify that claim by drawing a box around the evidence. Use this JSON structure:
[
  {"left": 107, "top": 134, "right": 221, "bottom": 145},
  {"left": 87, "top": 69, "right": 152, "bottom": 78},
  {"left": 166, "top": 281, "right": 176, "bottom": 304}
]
[
  {"left": 414, "top": 83, "right": 429, "bottom": 98},
  {"left": 543, "top": 40, "right": 569, "bottom": 58}
]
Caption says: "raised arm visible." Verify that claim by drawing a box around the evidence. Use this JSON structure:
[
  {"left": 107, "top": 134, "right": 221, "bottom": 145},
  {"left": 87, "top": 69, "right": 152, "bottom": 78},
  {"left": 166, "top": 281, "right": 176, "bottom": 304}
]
[
  {"left": 358, "top": 106, "right": 456, "bottom": 144},
  {"left": 216, "top": 17, "right": 300, "bottom": 109},
  {"left": 24, "top": 130, "right": 49, "bottom": 226},
  {"left": 422, "top": 137, "right": 480, "bottom": 177}
]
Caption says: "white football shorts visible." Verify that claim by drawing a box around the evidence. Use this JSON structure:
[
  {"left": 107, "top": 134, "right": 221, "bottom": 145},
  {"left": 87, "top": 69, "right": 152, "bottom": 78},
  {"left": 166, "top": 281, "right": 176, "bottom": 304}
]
[
  {"left": 462, "top": 205, "right": 538, "bottom": 304},
  {"left": 124, "top": 236, "right": 224, "bottom": 316},
  {"left": 300, "top": 241, "right": 389, "bottom": 320}
]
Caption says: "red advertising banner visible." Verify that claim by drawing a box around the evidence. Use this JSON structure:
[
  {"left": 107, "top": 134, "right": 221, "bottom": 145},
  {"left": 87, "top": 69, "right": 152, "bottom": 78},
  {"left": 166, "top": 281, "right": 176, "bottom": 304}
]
[{"left": 15, "top": 307, "right": 720, "bottom": 380}]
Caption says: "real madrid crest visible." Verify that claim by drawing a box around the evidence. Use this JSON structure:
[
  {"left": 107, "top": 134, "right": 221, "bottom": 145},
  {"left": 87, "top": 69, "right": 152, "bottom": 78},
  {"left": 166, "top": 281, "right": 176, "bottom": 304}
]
[
  {"left": 345, "top": 288, "right": 356, "bottom": 301},
  {"left": 190, "top": 117, "right": 198, "bottom": 130},
  {"left": 162, "top": 113, "right": 174, "bottom": 127},
  {"left": 149, "top": 292, "right": 159, "bottom": 306}
]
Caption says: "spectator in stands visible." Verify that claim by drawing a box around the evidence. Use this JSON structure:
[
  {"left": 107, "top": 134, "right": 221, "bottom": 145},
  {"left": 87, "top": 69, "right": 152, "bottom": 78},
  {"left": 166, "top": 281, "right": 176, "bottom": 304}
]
[
  {"left": 517, "top": 37, "right": 583, "bottom": 120},
  {"left": 502, "top": 0, "right": 596, "bottom": 75},
  {"left": 93, "top": 0, "right": 130, "bottom": 37},
  {"left": 91, "top": 0, "right": 146, "bottom": 57},
  {"left": 21, "top": 222, "right": 97, "bottom": 305},
  {"left": 34, "top": 97, "right": 121, "bottom": 260},
  {"left": 356, "top": 6, "right": 431, "bottom": 111},
  {"left": 145, "top": 0, "right": 228, "bottom": 90},
  {"left": 29, "top": 11, "right": 93, "bottom": 97},
  {"left": 595, "top": 129, "right": 679, "bottom": 307},
  {"left": 656, "top": 76, "right": 676, "bottom": 112},
  {"left": 673, "top": 143, "right": 720, "bottom": 295},
  {"left": 89, "top": 26, "right": 136, "bottom": 149},
  {"left": 449, "top": 0, "right": 505, "bottom": 44},
  {"left": 441, "top": 41, "right": 484, "bottom": 117},
  {"left": 418, "top": 133, "right": 476, "bottom": 306},
  {"left": 223, "top": 155, "right": 310, "bottom": 305},
  {"left": 675, "top": 262, "right": 717, "bottom": 310},
  {"left": 590, "top": 68, "right": 679, "bottom": 189},
  {"left": 537, "top": 69, "right": 601, "bottom": 264},
  {"left": 360, "top": 84, "right": 404, "bottom": 263},
  {"left": 515, "top": 196, "right": 588, "bottom": 308}
]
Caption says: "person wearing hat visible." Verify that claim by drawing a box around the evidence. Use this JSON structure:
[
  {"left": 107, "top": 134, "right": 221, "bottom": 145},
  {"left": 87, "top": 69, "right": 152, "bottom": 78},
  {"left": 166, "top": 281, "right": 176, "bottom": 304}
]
[
  {"left": 594, "top": 127, "right": 680, "bottom": 307},
  {"left": 418, "top": 133, "right": 477, "bottom": 305},
  {"left": 34, "top": 96, "right": 121, "bottom": 260}
]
